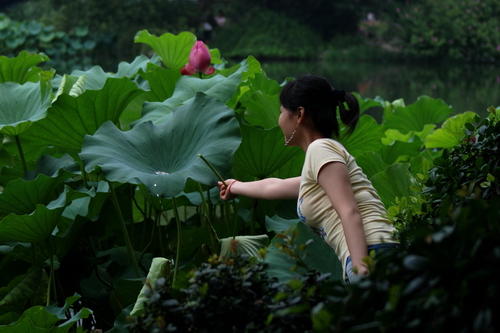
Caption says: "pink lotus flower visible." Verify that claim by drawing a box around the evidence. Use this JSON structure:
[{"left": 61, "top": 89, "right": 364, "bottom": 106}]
[{"left": 181, "top": 41, "right": 215, "bottom": 76}]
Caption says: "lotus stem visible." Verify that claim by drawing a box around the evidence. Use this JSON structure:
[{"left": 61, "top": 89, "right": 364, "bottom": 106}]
[
  {"left": 196, "top": 183, "right": 209, "bottom": 226},
  {"left": 108, "top": 181, "right": 141, "bottom": 278},
  {"left": 197, "top": 154, "right": 227, "bottom": 187},
  {"left": 14, "top": 135, "right": 27, "bottom": 175},
  {"left": 171, "top": 196, "right": 182, "bottom": 284}
]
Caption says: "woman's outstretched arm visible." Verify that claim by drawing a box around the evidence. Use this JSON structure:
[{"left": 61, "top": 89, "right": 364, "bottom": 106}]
[{"left": 218, "top": 177, "right": 300, "bottom": 201}]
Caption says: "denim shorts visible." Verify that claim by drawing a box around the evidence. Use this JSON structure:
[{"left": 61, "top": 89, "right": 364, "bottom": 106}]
[{"left": 345, "top": 243, "right": 399, "bottom": 283}]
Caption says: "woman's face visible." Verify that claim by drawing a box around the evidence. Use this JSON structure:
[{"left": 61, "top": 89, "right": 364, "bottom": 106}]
[{"left": 278, "top": 105, "right": 297, "bottom": 144}]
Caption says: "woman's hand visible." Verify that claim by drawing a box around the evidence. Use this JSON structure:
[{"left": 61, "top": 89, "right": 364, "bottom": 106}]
[
  {"left": 353, "top": 262, "right": 369, "bottom": 277},
  {"left": 218, "top": 179, "right": 239, "bottom": 200}
]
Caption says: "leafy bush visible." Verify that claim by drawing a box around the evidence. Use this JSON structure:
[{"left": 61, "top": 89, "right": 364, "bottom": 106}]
[
  {"left": 0, "top": 13, "right": 96, "bottom": 70},
  {"left": 420, "top": 109, "right": 500, "bottom": 225},
  {"left": 210, "top": 6, "right": 322, "bottom": 60},
  {"left": 391, "top": 0, "right": 500, "bottom": 61}
]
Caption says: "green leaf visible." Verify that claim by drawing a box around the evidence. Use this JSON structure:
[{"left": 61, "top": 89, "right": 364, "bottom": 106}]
[
  {"left": 22, "top": 77, "right": 142, "bottom": 151},
  {"left": 238, "top": 72, "right": 282, "bottom": 129},
  {"left": 0, "top": 267, "right": 43, "bottom": 306},
  {"left": 0, "top": 81, "right": 52, "bottom": 136},
  {"left": 138, "top": 67, "right": 245, "bottom": 125},
  {"left": 265, "top": 222, "right": 343, "bottom": 282},
  {"left": 130, "top": 257, "right": 172, "bottom": 317},
  {"left": 0, "top": 294, "right": 92, "bottom": 332},
  {"left": 370, "top": 163, "right": 418, "bottom": 207},
  {"left": 0, "top": 171, "right": 72, "bottom": 217},
  {"left": 234, "top": 125, "right": 302, "bottom": 180},
  {"left": 0, "top": 186, "right": 88, "bottom": 243},
  {"left": 113, "top": 54, "right": 162, "bottom": 78},
  {"left": 355, "top": 151, "right": 389, "bottom": 180},
  {"left": 0, "top": 51, "right": 49, "bottom": 84},
  {"left": 379, "top": 137, "right": 423, "bottom": 164},
  {"left": 340, "top": 114, "right": 384, "bottom": 158},
  {"left": 137, "top": 66, "right": 181, "bottom": 102},
  {"left": 383, "top": 95, "right": 452, "bottom": 134},
  {"left": 425, "top": 111, "right": 478, "bottom": 148},
  {"left": 219, "top": 234, "right": 269, "bottom": 259},
  {"left": 81, "top": 93, "right": 241, "bottom": 198},
  {"left": 265, "top": 214, "right": 300, "bottom": 233},
  {"left": 134, "top": 30, "right": 196, "bottom": 69}
]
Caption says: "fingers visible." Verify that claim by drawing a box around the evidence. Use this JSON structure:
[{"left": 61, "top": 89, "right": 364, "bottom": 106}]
[{"left": 218, "top": 180, "right": 229, "bottom": 200}]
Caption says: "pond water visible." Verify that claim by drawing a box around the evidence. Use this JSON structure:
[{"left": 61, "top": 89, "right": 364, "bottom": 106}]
[{"left": 259, "top": 60, "right": 500, "bottom": 119}]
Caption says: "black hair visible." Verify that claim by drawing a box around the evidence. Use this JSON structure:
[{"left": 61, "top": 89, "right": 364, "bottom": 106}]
[{"left": 279, "top": 75, "right": 360, "bottom": 138}]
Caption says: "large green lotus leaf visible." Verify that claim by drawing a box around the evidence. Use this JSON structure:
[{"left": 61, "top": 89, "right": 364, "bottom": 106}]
[
  {"left": 226, "top": 59, "right": 275, "bottom": 111},
  {"left": 339, "top": 114, "right": 384, "bottom": 158},
  {"left": 134, "top": 30, "right": 196, "bottom": 69},
  {"left": 113, "top": 54, "right": 162, "bottom": 78},
  {"left": 382, "top": 124, "right": 436, "bottom": 146},
  {"left": 0, "top": 296, "right": 92, "bottom": 332},
  {"left": 355, "top": 151, "right": 389, "bottom": 180},
  {"left": 0, "top": 51, "right": 49, "bottom": 84},
  {"left": 0, "top": 171, "right": 72, "bottom": 217},
  {"left": 68, "top": 66, "right": 113, "bottom": 91},
  {"left": 219, "top": 235, "right": 269, "bottom": 259},
  {"left": 0, "top": 186, "right": 88, "bottom": 243},
  {"left": 238, "top": 73, "right": 282, "bottom": 129},
  {"left": 265, "top": 222, "right": 343, "bottom": 282},
  {"left": 233, "top": 125, "right": 300, "bottom": 180},
  {"left": 383, "top": 95, "right": 452, "bottom": 134},
  {"left": 353, "top": 93, "right": 385, "bottom": 114},
  {"left": 425, "top": 111, "right": 478, "bottom": 148},
  {"left": 138, "top": 62, "right": 247, "bottom": 125},
  {"left": 137, "top": 66, "right": 181, "bottom": 102},
  {"left": 379, "top": 137, "right": 423, "bottom": 164},
  {"left": 21, "top": 77, "right": 143, "bottom": 151},
  {"left": 370, "top": 163, "right": 418, "bottom": 208},
  {"left": 0, "top": 266, "right": 44, "bottom": 307},
  {"left": 130, "top": 257, "right": 171, "bottom": 317},
  {"left": 239, "top": 90, "right": 280, "bottom": 129},
  {"left": 268, "top": 148, "right": 304, "bottom": 179},
  {"left": 80, "top": 93, "right": 241, "bottom": 198},
  {"left": 265, "top": 214, "right": 300, "bottom": 233},
  {"left": 0, "top": 81, "right": 52, "bottom": 136}
]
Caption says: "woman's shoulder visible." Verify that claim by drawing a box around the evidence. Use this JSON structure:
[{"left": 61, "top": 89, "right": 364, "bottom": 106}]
[{"left": 309, "top": 138, "right": 346, "bottom": 152}]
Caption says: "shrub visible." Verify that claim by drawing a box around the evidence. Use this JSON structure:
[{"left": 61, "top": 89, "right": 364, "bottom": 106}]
[
  {"left": 210, "top": 6, "right": 322, "bottom": 60},
  {"left": 422, "top": 108, "right": 500, "bottom": 225},
  {"left": 391, "top": 0, "right": 500, "bottom": 61}
]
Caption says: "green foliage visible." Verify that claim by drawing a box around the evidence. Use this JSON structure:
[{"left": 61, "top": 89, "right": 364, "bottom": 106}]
[
  {"left": 1, "top": 30, "right": 499, "bottom": 331},
  {"left": 0, "top": 13, "right": 96, "bottom": 68},
  {"left": 421, "top": 109, "right": 500, "bottom": 224},
  {"left": 210, "top": 6, "right": 323, "bottom": 60},
  {"left": 126, "top": 254, "right": 334, "bottom": 333},
  {"left": 391, "top": 0, "right": 500, "bottom": 61}
]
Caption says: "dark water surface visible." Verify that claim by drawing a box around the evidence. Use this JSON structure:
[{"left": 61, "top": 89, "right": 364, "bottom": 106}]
[{"left": 260, "top": 60, "right": 500, "bottom": 119}]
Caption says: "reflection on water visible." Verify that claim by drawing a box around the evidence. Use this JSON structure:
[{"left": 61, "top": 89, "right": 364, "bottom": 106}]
[{"left": 261, "top": 60, "right": 500, "bottom": 118}]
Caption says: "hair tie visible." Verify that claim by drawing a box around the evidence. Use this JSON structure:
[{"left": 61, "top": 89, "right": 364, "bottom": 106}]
[{"left": 332, "top": 89, "right": 345, "bottom": 101}]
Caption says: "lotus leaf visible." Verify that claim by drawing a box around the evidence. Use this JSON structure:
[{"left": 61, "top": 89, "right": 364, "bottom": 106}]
[
  {"left": 384, "top": 95, "right": 452, "bottom": 134},
  {"left": 21, "top": 77, "right": 142, "bottom": 151},
  {"left": 0, "top": 81, "right": 51, "bottom": 136},
  {"left": 80, "top": 92, "right": 241, "bottom": 198},
  {"left": 234, "top": 124, "right": 303, "bottom": 180},
  {"left": 134, "top": 30, "right": 196, "bottom": 70},
  {"left": 0, "top": 51, "right": 49, "bottom": 84}
]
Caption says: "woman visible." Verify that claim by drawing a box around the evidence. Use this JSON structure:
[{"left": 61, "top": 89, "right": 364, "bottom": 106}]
[{"left": 218, "top": 75, "right": 397, "bottom": 282}]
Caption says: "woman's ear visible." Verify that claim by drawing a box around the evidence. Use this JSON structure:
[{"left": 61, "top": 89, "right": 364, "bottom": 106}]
[{"left": 297, "top": 106, "right": 306, "bottom": 124}]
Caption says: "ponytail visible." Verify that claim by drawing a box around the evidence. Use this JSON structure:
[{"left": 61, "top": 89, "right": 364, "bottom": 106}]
[{"left": 332, "top": 89, "right": 360, "bottom": 137}]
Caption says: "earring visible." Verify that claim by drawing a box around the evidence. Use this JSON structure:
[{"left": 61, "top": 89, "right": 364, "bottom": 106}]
[{"left": 284, "top": 123, "right": 298, "bottom": 146}]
